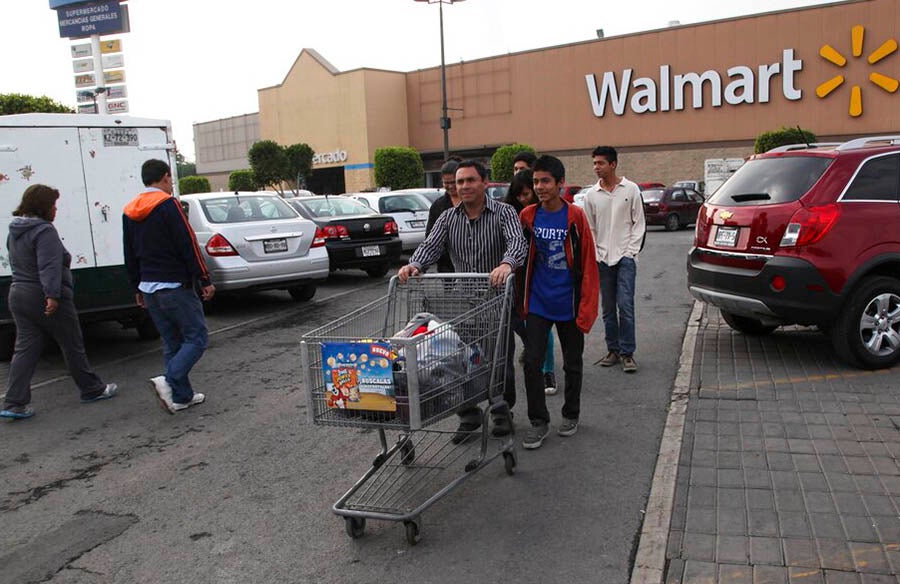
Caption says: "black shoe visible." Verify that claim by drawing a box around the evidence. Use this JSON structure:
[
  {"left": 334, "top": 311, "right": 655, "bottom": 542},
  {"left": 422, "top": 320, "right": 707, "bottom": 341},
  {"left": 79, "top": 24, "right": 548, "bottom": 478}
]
[
  {"left": 491, "top": 413, "right": 513, "bottom": 437},
  {"left": 451, "top": 420, "right": 482, "bottom": 444}
]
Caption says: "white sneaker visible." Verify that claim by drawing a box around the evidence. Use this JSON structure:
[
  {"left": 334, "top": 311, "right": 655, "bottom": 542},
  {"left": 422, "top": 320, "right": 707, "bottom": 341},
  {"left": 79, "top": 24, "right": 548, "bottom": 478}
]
[
  {"left": 149, "top": 376, "right": 175, "bottom": 415},
  {"left": 172, "top": 393, "right": 205, "bottom": 411}
]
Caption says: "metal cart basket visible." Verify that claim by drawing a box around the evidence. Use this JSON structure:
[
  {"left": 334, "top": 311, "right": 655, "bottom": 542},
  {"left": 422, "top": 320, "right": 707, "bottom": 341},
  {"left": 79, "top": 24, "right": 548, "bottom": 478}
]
[{"left": 301, "top": 273, "right": 516, "bottom": 544}]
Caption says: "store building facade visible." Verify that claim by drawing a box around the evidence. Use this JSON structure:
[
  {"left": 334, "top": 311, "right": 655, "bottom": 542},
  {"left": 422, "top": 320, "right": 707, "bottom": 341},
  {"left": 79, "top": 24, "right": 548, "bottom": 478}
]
[{"left": 197, "top": 0, "right": 899, "bottom": 192}]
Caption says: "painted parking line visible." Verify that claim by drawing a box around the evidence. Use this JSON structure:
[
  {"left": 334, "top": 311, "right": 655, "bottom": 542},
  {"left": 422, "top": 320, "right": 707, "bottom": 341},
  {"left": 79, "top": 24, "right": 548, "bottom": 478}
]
[{"left": 703, "top": 367, "right": 896, "bottom": 392}]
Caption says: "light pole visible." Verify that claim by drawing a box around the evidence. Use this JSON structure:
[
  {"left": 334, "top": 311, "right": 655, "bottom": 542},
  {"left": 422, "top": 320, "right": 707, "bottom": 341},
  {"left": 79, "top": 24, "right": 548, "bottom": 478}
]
[{"left": 414, "top": 0, "right": 464, "bottom": 161}]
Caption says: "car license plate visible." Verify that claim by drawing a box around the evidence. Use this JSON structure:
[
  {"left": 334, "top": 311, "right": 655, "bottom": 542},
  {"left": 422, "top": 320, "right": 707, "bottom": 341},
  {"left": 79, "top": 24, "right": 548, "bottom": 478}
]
[
  {"left": 263, "top": 238, "right": 288, "bottom": 253},
  {"left": 409, "top": 220, "right": 425, "bottom": 229},
  {"left": 714, "top": 226, "right": 738, "bottom": 247},
  {"left": 361, "top": 245, "right": 381, "bottom": 257}
]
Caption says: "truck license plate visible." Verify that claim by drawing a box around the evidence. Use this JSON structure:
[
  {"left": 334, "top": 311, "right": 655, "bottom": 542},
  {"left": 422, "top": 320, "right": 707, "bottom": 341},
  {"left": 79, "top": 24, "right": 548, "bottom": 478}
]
[
  {"left": 714, "top": 226, "right": 738, "bottom": 247},
  {"left": 263, "top": 238, "right": 288, "bottom": 253},
  {"left": 361, "top": 245, "right": 381, "bottom": 257}
]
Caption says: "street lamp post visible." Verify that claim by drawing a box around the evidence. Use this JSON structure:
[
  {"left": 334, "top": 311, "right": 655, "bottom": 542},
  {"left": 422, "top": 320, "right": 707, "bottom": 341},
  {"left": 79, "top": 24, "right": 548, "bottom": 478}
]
[{"left": 414, "top": 0, "right": 464, "bottom": 161}]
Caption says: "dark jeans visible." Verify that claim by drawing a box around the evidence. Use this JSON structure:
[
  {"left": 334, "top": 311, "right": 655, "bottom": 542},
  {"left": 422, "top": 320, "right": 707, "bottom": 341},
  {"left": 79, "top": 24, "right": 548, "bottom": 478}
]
[
  {"left": 599, "top": 257, "right": 637, "bottom": 356},
  {"left": 144, "top": 287, "right": 209, "bottom": 404},
  {"left": 523, "top": 314, "right": 584, "bottom": 425},
  {"left": 4, "top": 283, "right": 105, "bottom": 407}
]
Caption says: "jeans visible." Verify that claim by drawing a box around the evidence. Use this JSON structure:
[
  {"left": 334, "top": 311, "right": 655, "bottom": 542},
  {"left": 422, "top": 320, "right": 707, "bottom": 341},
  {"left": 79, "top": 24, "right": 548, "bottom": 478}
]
[
  {"left": 599, "top": 257, "right": 637, "bottom": 356},
  {"left": 144, "top": 287, "right": 209, "bottom": 404},
  {"left": 512, "top": 313, "right": 555, "bottom": 373},
  {"left": 523, "top": 314, "right": 584, "bottom": 424}
]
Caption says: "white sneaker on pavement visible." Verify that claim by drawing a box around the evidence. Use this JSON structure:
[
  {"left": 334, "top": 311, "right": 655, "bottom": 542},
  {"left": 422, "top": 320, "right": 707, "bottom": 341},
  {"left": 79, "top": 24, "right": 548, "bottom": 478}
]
[
  {"left": 149, "top": 376, "right": 175, "bottom": 415},
  {"left": 172, "top": 393, "right": 205, "bottom": 411}
]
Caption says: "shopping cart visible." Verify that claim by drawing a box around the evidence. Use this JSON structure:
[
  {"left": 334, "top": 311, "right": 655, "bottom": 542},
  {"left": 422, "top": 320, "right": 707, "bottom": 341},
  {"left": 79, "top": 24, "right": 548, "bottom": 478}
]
[{"left": 300, "top": 273, "right": 516, "bottom": 544}]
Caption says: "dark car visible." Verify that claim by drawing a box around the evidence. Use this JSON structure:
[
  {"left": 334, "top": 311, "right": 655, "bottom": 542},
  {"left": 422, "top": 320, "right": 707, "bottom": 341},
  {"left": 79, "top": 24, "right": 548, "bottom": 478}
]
[
  {"left": 642, "top": 187, "right": 704, "bottom": 231},
  {"left": 287, "top": 195, "right": 401, "bottom": 278},
  {"left": 637, "top": 182, "right": 666, "bottom": 191},
  {"left": 687, "top": 135, "right": 900, "bottom": 369}
]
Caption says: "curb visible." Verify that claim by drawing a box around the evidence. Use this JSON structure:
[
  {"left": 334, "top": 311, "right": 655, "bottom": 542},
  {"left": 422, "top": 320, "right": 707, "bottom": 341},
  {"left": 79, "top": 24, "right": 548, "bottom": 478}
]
[{"left": 629, "top": 300, "right": 703, "bottom": 584}]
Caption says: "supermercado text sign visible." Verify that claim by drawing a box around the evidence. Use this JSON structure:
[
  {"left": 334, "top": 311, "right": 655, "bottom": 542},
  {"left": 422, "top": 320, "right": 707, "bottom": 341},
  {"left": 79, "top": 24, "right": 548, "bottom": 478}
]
[
  {"left": 585, "top": 49, "right": 802, "bottom": 117},
  {"left": 56, "top": 0, "right": 124, "bottom": 39},
  {"left": 313, "top": 149, "right": 348, "bottom": 165}
]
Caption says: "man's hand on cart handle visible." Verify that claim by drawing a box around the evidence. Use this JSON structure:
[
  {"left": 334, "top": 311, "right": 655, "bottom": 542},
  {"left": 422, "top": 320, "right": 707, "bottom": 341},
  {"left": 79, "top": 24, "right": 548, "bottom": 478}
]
[
  {"left": 398, "top": 264, "right": 420, "bottom": 283},
  {"left": 490, "top": 263, "right": 513, "bottom": 288}
]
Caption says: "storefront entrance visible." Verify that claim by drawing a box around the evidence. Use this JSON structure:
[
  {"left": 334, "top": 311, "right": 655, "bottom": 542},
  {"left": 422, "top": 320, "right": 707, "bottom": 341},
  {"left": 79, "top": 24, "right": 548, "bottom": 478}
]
[{"left": 307, "top": 166, "right": 346, "bottom": 195}]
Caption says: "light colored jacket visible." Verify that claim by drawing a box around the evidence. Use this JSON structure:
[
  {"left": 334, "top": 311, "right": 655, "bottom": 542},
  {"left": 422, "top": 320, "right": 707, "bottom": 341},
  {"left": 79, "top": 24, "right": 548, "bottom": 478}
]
[{"left": 583, "top": 177, "right": 646, "bottom": 266}]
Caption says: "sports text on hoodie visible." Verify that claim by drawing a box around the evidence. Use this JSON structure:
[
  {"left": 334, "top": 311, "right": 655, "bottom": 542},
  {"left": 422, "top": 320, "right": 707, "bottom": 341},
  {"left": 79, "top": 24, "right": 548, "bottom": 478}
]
[
  {"left": 122, "top": 190, "right": 211, "bottom": 290},
  {"left": 7, "top": 216, "right": 73, "bottom": 300}
]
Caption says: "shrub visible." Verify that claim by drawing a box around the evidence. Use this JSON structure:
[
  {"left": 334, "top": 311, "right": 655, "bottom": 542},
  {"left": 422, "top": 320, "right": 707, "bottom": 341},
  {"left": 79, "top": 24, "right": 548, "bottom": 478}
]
[
  {"left": 178, "top": 175, "right": 211, "bottom": 195},
  {"left": 228, "top": 169, "right": 257, "bottom": 192},
  {"left": 490, "top": 144, "right": 537, "bottom": 183},
  {"left": 374, "top": 147, "right": 424, "bottom": 190},
  {"left": 754, "top": 127, "right": 817, "bottom": 154}
]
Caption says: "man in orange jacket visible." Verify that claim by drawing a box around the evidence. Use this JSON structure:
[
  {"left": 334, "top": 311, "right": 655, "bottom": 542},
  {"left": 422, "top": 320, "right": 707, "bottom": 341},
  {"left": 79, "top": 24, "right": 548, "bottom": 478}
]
[{"left": 518, "top": 155, "right": 599, "bottom": 449}]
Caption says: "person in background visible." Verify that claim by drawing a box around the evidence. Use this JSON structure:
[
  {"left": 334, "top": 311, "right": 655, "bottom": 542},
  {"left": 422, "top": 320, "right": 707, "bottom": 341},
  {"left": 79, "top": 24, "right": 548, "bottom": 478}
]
[
  {"left": 123, "top": 159, "right": 215, "bottom": 415},
  {"left": 513, "top": 151, "right": 537, "bottom": 175},
  {"left": 425, "top": 158, "right": 461, "bottom": 273},
  {"left": 583, "top": 146, "right": 645, "bottom": 373},
  {"left": 1, "top": 185, "right": 117, "bottom": 420},
  {"left": 505, "top": 170, "right": 558, "bottom": 396}
]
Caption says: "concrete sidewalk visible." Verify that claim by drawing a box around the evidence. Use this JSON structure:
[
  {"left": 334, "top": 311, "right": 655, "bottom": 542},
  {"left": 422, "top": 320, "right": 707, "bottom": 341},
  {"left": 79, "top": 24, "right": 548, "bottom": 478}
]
[{"left": 657, "top": 305, "right": 900, "bottom": 583}]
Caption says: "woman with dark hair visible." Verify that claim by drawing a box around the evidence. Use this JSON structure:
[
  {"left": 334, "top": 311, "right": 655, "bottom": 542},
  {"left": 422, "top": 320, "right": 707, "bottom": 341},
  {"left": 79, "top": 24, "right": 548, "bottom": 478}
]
[
  {"left": 1, "top": 185, "right": 117, "bottom": 420},
  {"left": 507, "top": 170, "right": 559, "bottom": 396}
]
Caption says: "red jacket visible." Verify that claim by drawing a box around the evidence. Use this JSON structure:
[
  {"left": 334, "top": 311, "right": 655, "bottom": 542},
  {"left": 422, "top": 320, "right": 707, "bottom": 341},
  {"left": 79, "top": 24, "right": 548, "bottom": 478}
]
[{"left": 519, "top": 202, "right": 599, "bottom": 334}]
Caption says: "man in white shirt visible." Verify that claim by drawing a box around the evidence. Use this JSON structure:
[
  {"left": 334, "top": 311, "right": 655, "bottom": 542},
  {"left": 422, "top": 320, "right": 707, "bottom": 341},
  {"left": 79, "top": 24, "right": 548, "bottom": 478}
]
[{"left": 583, "top": 146, "right": 646, "bottom": 373}]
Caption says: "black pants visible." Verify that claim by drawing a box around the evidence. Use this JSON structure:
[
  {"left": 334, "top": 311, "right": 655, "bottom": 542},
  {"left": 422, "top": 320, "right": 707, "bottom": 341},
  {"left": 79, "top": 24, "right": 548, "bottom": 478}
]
[
  {"left": 523, "top": 314, "right": 584, "bottom": 425},
  {"left": 458, "top": 301, "right": 517, "bottom": 424}
]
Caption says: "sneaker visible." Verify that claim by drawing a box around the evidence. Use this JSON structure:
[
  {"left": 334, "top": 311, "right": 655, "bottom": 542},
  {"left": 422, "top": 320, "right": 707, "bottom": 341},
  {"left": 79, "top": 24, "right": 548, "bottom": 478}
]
[
  {"left": 597, "top": 351, "right": 620, "bottom": 367},
  {"left": 451, "top": 420, "right": 482, "bottom": 444},
  {"left": 622, "top": 355, "right": 638, "bottom": 373},
  {"left": 522, "top": 422, "right": 549, "bottom": 450},
  {"left": 149, "top": 376, "right": 175, "bottom": 415},
  {"left": 543, "top": 372, "right": 557, "bottom": 396},
  {"left": 81, "top": 383, "right": 118, "bottom": 403},
  {"left": 0, "top": 405, "right": 35, "bottom": 420},
  {"left": 172, "top": 393, "right": 205, "bottom": 411},
  {"left": 491, "top": 413, "right": 513, "bottom": 437},
  {"left": 558, "top": 418, "right": 579, "bottom": 437}
]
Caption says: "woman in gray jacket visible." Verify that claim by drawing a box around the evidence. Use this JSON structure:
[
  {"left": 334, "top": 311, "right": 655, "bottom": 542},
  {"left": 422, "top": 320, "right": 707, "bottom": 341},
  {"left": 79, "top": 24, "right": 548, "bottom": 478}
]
[{"left": 1, "top": 185, "right": 117, "bottom": 420}]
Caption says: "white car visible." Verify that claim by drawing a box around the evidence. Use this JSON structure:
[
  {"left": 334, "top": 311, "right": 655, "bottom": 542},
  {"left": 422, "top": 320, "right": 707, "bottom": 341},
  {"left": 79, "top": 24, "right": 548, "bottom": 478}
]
[
  {"left": 348, "top": 191, "right": 431, "bottom": 252},
  {"left": 179, "top": 192, "right": 329, "bottom": 300},
  {"left": 573, "top": 186, "right": 593, "bottom": 208}
]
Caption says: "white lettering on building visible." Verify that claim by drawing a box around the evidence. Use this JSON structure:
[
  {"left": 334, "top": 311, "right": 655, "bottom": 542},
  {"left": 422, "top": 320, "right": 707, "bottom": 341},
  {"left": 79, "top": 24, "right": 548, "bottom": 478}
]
[
  {"left": 313, "top": 149, "right": 349, "bottom": 165},
  {"left": 585, "top": 49, "right": 802, "bottom": 117}
]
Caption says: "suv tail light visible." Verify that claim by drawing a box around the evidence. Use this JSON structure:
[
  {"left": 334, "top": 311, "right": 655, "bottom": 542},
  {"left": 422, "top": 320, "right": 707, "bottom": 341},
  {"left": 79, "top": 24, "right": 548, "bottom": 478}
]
[
  {"left": 206, "top": 234, "right": 238, "bottom": 256},
  {"left": 694, "top": 205, "right": 711, "bottom": 246},
  {"left": 384, "top": 220, "right": 399, "bottom": 235},
  {"left": 780, "top": 203, "right": 840, "bottom": 247},
  {"left": 312, "top": 226, "right": 326, "bottom": 247},
  {"left": 322, "top": 225, "right": 349, "bottom": 239}
]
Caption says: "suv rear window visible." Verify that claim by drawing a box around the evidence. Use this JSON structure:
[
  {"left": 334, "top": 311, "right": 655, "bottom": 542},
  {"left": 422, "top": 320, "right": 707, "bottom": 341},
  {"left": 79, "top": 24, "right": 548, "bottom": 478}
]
[{"left": 708, "top": 157, "right": 833, "bottom": 206}]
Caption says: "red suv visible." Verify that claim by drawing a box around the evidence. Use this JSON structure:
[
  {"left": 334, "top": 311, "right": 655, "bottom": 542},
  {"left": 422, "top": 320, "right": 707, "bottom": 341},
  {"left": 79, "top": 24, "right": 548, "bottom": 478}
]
[{"left": 687, "top": 135, "right": 900, "bottom": 369}]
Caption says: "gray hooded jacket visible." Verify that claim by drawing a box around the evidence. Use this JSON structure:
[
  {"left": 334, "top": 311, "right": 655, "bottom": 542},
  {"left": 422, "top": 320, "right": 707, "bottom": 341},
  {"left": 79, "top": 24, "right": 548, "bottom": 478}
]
[{"left": 7, "top": 216, "right": 73, "bottom": 300}]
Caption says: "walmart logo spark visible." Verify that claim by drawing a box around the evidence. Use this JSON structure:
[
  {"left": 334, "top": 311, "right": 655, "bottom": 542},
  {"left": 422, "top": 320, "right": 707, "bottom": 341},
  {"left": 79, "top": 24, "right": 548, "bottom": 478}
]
[{"left": 817, "top": 25, "right": 898, "bottom": 117}]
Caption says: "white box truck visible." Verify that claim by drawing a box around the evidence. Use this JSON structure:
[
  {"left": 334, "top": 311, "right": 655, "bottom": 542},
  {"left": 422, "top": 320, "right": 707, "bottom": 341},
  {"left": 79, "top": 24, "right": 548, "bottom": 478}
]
[
  {"left": 704, "top": 158, "right": 746, "bottom": 197},
  {"left": 0, "top": 114, "right": 176, "bottom": 358}
]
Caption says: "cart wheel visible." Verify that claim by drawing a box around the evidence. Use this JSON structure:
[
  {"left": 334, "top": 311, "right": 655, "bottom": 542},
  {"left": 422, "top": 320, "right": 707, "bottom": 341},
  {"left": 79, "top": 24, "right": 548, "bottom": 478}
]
[
  {"left": 404, "top": 520, "right": 421, "bottom": 545},
  {"left": 400, "top": 440, "right": 416, "bottom": 466},
  {"left": 345, "top": 517, "right": 366, "bottom": 539},
  {"left": 503, "top": 451, "right": 516, "bottom": 476}
]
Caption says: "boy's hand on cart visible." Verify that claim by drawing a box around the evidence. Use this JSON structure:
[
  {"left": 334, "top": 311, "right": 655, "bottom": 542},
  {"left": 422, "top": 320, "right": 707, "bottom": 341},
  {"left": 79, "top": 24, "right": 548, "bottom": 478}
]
[
  {"left": 490, "top": 263, "right": 513, "bottom": 288},
  {"left": 398, "top": 265, "right": 420, "bottom": 283}
]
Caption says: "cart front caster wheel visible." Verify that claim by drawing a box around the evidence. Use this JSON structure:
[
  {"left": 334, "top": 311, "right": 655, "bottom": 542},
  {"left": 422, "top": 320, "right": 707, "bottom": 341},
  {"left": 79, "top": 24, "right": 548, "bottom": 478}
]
[
  {"left": 345, "top": 517, "right": 366, "bottom": 539},
  {"left": 404, "top": 520, "right": 421, "bottom": 545},
  {"left": 503, "top": 451, "right": 516, "bottom": 475}
]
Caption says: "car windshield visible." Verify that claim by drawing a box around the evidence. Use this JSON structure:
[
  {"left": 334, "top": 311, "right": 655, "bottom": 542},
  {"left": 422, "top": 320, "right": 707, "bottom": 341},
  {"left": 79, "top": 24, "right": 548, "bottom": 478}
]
[
  {"left": 295, "top": 197, "right": 375, "bottom": 218},
  {"left": 200, "top": 195, "right": 298, "bottom": 223},
  {"left": 641, "top": 189, "right": 665, "bottom": 202},
  {"left": 708, "top": 157, "right": 833, "bottom": 206},
  {"left": 378, "top": 194, "right": 429, "bottom": 213}
]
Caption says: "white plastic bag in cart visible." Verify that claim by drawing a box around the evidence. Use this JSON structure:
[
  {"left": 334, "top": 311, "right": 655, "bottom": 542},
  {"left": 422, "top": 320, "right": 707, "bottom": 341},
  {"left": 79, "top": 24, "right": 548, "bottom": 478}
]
[{"left": 392, "top": 313, "right": 482, "bottom": 421}]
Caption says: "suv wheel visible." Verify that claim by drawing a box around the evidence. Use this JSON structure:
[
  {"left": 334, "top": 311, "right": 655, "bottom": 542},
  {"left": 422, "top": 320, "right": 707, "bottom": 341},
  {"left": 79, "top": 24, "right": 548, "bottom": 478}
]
[
  {"left": 720, "top": 310, "right": 778, "bottom": 335},
  {"left": 288, "top": 284, "right": 316, "bottom": 302},
  {"left": 831, "top": 276, "right": 900, "bottom": 369},
  {"left": 665, "top": 214, "right": 680, "bottom": 232}
]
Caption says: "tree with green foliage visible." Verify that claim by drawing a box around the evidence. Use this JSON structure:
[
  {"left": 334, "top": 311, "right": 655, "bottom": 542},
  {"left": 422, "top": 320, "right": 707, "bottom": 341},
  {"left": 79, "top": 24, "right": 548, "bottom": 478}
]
[
  {"left": 754, "top": 127, "right": 818, "bottom": 154},
  {"left": 0, "top": 93, "right": 74, "bottom": 115},
  {"left": 491, "top": 143, "right": 537, "bottom": 183},
  {"left": 228, "top": 169, "right": 257, "bottom": 192},
  {"left": 175, "top": 151, "right": 196, "bottom": 178},
  {"left": 179, "top": 175, "right": 211, "bottom": 195},
  {"left": 374, "top": 147, "right": 424, "bottom": 190},
  {"left": 248, "top": 140, "right": 289, "bottom": 194},
  {"left": 285, "top": 143, "right": 314, "bottom": 194}
]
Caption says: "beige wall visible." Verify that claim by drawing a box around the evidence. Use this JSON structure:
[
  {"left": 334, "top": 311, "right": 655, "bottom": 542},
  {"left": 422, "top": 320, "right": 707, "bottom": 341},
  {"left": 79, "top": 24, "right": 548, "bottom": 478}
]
[{"left": 406, "top": 0, "right": 899, "bottom": 154}]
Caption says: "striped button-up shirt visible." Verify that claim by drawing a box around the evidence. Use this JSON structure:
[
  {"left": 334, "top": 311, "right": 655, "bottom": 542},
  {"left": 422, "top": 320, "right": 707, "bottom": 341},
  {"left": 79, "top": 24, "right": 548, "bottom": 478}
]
[{"left": 409, "top": 196, "right": 526, "bottom": 273}]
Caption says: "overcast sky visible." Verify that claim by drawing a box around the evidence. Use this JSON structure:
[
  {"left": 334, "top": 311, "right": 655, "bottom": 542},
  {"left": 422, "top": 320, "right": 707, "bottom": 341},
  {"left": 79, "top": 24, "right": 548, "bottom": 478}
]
[{"left": 5, "top": 0, "right": 843, "bottom": 161}]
